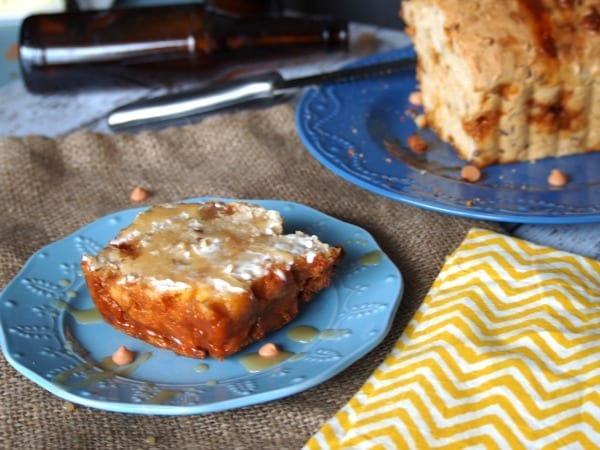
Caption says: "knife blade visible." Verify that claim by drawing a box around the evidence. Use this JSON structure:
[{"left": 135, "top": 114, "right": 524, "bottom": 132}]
[{"left": 106, "top": 57, "right": 415, "bottom": 130}]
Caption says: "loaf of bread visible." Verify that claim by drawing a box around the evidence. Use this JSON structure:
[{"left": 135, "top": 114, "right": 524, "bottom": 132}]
[
  {"left": 401, "top": 0, "right": 599, "bottom": 166},
  {"left": 81, "top": 201, "right": 343, "bottom": 359}
]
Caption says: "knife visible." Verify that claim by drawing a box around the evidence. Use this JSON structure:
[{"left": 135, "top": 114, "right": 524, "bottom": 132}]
[{"left": 106, "top": 58, "right": 415, "bottom": 130}]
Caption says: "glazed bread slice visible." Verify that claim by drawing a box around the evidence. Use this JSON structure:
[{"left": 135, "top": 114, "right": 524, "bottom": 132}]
[
  {"left": 401, "top": 0, "right": 600, "bottom": 166},
  {"left": 81, "top": 201, "right": 343, "bottom": 359}
]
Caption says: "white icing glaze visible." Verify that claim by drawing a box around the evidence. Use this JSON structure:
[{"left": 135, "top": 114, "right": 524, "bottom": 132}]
[{"left": 86, "top": 202, "right": 332, "bottom": 295}]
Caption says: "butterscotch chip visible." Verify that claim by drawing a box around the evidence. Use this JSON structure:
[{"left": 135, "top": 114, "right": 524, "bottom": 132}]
[
  {"left": 547, "top": 169, "right": 568, "bottom": 186},
  {"left": 461, "top": 165, "right": 481, "bottom": 182},
  {"left": 407, "top": 134, "right": 428, "bottom": 154},
  {"left": 63, "top": 401, "right": 76, "bottom": 413},
  {"left": 130, "top": 186, "right": 148, "bottom": 202},
  {"left": 258, "top": 343, "right": 280, "bottom": 358},
  {"left": 112, "top": 345, "right": 136, "bottom": 366},
  {"left": 409, "top": 91, "right": 423, "bottom": 105}
]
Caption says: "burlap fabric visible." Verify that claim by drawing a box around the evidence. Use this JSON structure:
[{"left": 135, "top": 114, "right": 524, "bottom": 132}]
[{"left": 0, "top": 104, "right": 500, "bottom": 450}]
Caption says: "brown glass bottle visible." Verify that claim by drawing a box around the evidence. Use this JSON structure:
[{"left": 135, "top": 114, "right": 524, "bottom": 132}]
[{"left": 19, "top": 3, "right": 348, "bottom": 93}]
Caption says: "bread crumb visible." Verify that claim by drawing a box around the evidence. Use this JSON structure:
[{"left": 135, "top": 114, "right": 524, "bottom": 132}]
[
  {"left": 258, "top": 342, "right": 280, "bottom": 358},
  {"left": 414, "top": 114, "right": 427, "bottom": 128},
  {"left": 4, "top": 43, "right": 19, "bottom": 61},
  {"left": 461, "top": 165, "right": 481, "bottom": 182},
  {"left": 130, "top": 186, "right": 148, "bottom": 202},
  {"left": 354, "top": 32, "right": 381, "bottom": 55},
  {"left": 407, "top": 134, "right": 428, "bottom": 154},
  {"left": 547, "top": 169, "right": 568, "bottom": 186},
  {"left": 383, "top": 138, "right": 400, "bottom": 152},
  {"left": 405, "top": 107, "right": 418, "bottom": 118}
]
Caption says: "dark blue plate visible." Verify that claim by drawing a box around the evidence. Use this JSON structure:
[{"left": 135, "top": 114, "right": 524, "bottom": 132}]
[{"left": 296, "top": 48, "right": 600, "bottom": 224}]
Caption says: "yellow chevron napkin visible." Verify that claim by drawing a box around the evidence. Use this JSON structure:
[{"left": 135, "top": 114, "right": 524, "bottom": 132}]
[{"left": 305, "top": 228, "right": 600, "bottom": 449}]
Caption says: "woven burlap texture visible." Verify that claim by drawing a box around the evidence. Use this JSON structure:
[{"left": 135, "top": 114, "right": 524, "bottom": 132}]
[{"left": 0, "top": 104, "right": 498, "bottom": 450}]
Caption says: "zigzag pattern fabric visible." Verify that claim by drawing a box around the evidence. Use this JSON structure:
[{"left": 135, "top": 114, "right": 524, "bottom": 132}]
[{"left": 305, "top": 228, "right": 600, "bottom": 449}]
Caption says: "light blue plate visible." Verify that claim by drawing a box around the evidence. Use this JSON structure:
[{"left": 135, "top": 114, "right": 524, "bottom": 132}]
[
  {"left": 0, "top": 198, "right": 403, "bottom": 415},
  {"left": 296, "top": 48, "right": 600, "bottom": 224}
]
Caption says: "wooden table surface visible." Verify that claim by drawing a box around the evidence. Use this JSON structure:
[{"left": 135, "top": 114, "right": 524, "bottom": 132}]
[{"left": 0, "top": 22, "right": 597, "bottom": 260}]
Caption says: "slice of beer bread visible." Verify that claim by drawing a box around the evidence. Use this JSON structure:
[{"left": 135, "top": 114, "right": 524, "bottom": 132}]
[{"left": 82, "top": 201, "right": 343, "bottom": 359}]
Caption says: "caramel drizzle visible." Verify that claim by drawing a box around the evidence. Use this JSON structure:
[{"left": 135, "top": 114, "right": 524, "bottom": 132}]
[{"left": 516, "top": 0, "right": 558, "bottom": 58}]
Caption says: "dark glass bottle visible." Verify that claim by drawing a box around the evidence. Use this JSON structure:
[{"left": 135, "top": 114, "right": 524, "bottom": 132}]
[{"left": 19, "top": 3, "right": 348, "bottom": 93}]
